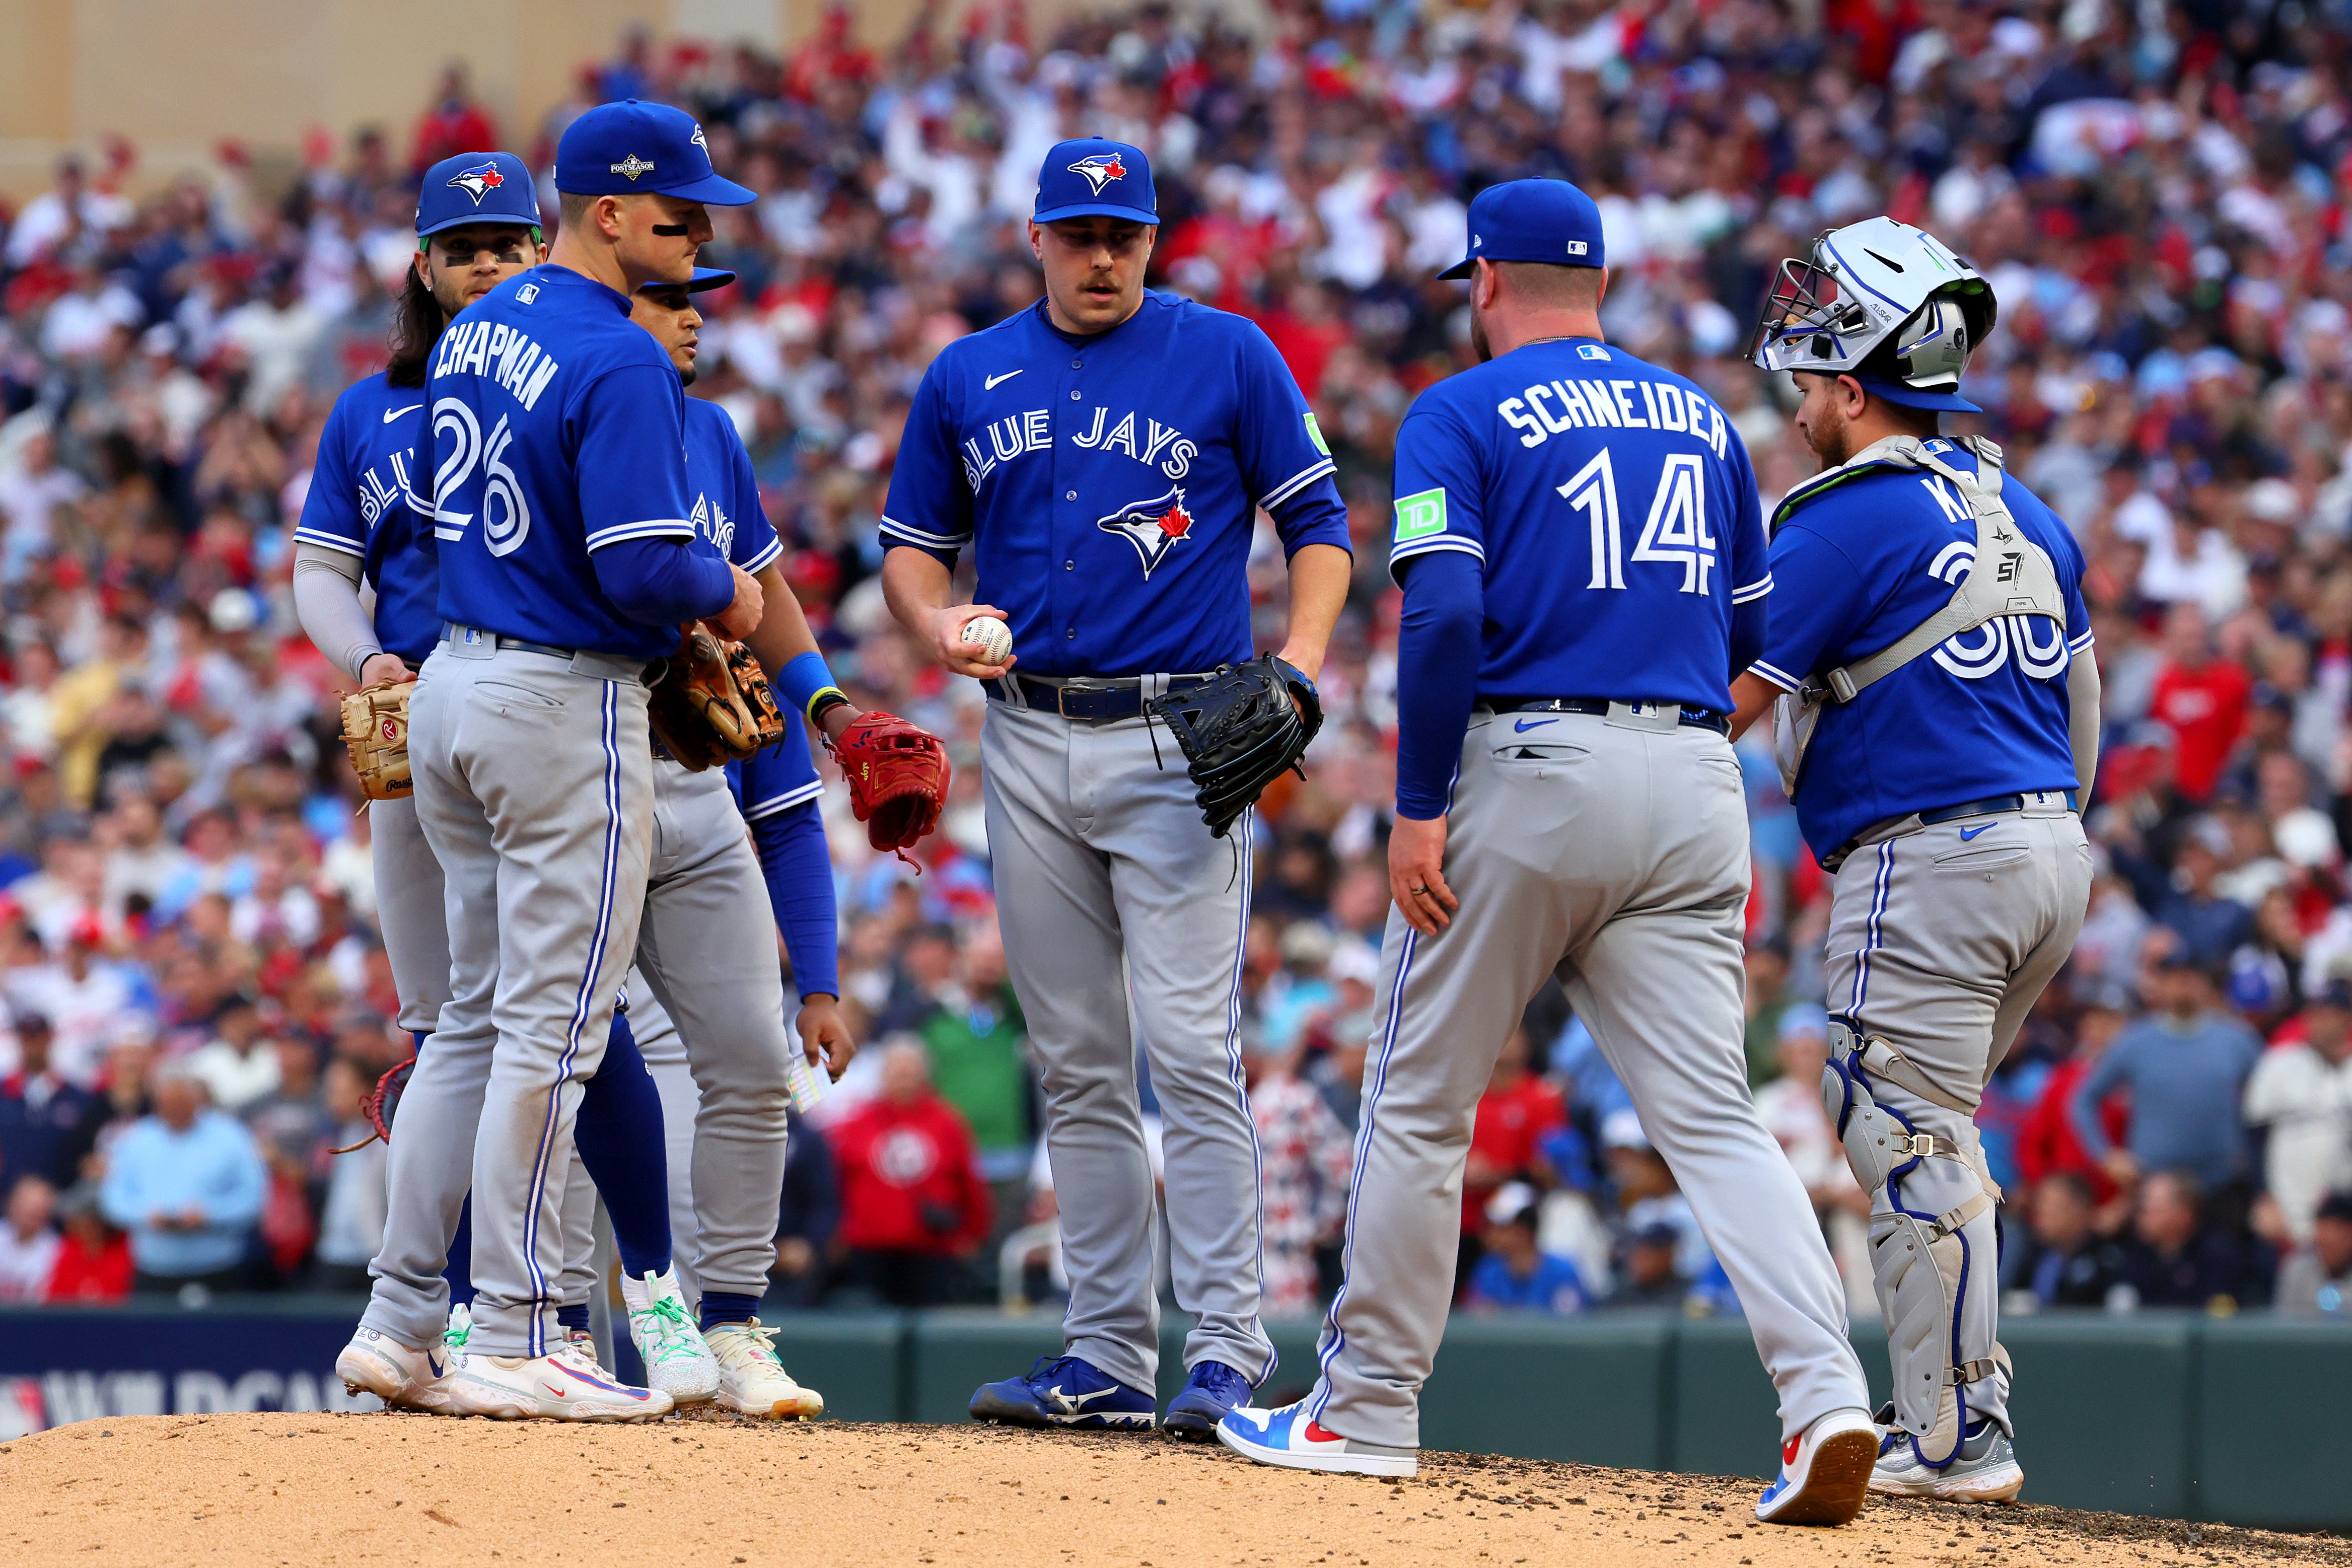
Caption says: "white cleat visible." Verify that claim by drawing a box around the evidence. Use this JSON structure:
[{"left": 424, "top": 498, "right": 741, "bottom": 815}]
[
  {"left": 443, "top": 1302, "right": 472, "bottom": 1361},
  {"left": 335, "top": 1325, "right": 457, "bottom": 1412},
  {"left": 442, "top": 1341, "right": 674, "bottom": 1422},
  {"left": 1215, "top": 1400, "right": 1418, "bottom": 1478},
  {"left": 621, "top": 1269, "right": 721, "bottom": 1405},
  {"left": 1870, "top": 1416, "right": 2025, "bottom": 1504},
  {"left": 1756, "top": 1406, "right": 1879, "bottom": 1525},
  {"left": 706, "top": 1317, "right": 824, "bottom": 1419}
]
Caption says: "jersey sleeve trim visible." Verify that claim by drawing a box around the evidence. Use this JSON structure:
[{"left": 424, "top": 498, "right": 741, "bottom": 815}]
[
  {"left": 585, "top": 519, "right": 697, "bottom": 551},
  {"left": 740, "top": 536, "right": 784, "bottom": 576},
  {"left": 1747, "top": 659, "right": 1803, "bottom": 691},
  {"left": 1260, "top": 457, "right": 1338, "bottom": 512},
  {"left": 2067, "top": 629, "right": 2096, "bottom": 653},
  {"left": 880, "top": 514, "right": 974, "bottom": 548},
  {"left": 741, "top": 777, "right": 825, "bottom": 820},
  {"left": 1388, "top": 535, "right": 1485, "bottom": 576},
  {"left": 1730, "top": 574, "right": 1774, "bottom": 605},
  {"left": 291, "top": 527, "right": 368, "bottom": 558}
]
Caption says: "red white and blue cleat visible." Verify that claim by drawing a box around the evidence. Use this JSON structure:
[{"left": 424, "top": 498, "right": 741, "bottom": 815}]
[
  {"left": 1215, "top": 1399, "right": 1417, "bottom": 1478},
  {"left": 1754, "top": 1406, "right": 1879, "bottom": 1525}
]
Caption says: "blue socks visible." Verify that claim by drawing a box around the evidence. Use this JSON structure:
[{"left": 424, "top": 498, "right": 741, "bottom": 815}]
[
  {"left": 557, "top": 1303, "right": 591, "bottom": 1332},
  {"left": 700, "top": 1291, "right": 760, "bottom": 1332}
]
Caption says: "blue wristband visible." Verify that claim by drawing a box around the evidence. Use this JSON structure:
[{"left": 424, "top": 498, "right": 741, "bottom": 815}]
[{"left": 775, "top": 651, "right": 841, "bottom": 722}]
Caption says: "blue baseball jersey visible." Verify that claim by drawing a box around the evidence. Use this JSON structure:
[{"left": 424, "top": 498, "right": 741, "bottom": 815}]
[
  {"left": 880, "top": 292, "right": 1351, "bottom": 677},
  {"left": 728, "top": 732, "right": 824, "bottom": 822},
  {"left": 415, "top": 265, "right": 696, "bottom": 660},
  {"left": 293, "top": 373, "right": 439, "bottom": 663},
  {"left": 1751, "top": 439, "right": 2092, "bottom": 859},
  {"left": 1388, "top": 337, "right": 1769, "bottom": 711}
]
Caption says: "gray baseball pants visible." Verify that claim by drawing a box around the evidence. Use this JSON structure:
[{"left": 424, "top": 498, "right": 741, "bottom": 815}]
[
  {"left": 370, "top": 795, "right": 449, "bottom": 1039},
  {"left": 1311, "top": 706, "right": 1870, "bottom": 1448},
  {"left": 404, "top": 636, "right": 655, "bottom": 1360},
  {"left": 1824, "top": 796, "right": 2090, "bottom": 1451},
  {"left": 982, "top": 698, "right": 1273, "bottom": 1392}
]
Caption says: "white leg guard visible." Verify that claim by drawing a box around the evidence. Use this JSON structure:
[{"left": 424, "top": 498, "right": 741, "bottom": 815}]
[{"left": 1824, "top": 1028, "right": 2010, "bottom": 1465}]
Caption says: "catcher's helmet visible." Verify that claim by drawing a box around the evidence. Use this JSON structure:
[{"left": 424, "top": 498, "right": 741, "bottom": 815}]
[{"left": 1749, "top": 217, "right": 1997, "bottom": 412}]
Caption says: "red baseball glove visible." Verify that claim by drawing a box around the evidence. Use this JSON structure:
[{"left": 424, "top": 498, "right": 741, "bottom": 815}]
[{"left": 827, "top": 710, "right": 949, "bottom": 866}]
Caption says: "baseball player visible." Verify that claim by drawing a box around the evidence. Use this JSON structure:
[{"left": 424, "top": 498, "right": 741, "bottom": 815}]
[
  {"left": 1727, "top": 218, "right": 2098, "bottom": 1504},
  {"left": 881, "top": 137, "right": 1354, "bottom": 1436},
  {"left": 406, "top": 100, "right": 763, "bottom": 1420},
  {"left": 1217, "top": 180, "right": 1882, "bottom": 1527},
  {"left": 303, "top": 153, "right": 705, "bottom": 1416}
]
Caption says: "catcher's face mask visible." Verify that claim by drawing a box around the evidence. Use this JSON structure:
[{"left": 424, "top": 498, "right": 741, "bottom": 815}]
[{"left": 1751, "top": 256, "right": 1870, "bottom": 375}]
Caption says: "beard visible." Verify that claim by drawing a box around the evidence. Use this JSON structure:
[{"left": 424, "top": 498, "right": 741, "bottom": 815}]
[
  {"left": 1470, "top": 306, "right": 1492, "bottom": 365},
  {"left": 1806, "top": 400, "right": 1854, "bottom": 470}
]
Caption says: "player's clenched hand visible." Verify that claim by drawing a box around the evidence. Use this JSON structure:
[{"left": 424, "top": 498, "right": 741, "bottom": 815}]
[
  {"left": 922, "top": 601, "right": 1017, "bottom": 679},
  {"left": 1389, "top": 813, "right": 1458, "bottom": 935},
  {"left": 797, "top": 994, "right": 857, "bottom": 1080},
  {"left": 712, "top": 562, "right": 765, "bottom": 640},
  {"left": 358, "top": 653, "right": 413, "bottom": 689}
]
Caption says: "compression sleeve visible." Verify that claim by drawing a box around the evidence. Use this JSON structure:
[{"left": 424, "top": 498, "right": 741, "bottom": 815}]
[
  {"left": 592, "top": 535, "right": 737, "bottom": 628},
  {"left": 293, "top": 543, "right": 385, "bottom": 681},
  {"left": 1393, "top": 548, "right": 1484, "bottom": 820},
  {"left": 749, "top": 798, "right": 839, "bottom": 1000}
]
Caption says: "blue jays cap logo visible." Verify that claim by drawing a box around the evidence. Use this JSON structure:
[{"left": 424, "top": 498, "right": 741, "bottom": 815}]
[
  {"left": 446, "top": 161, "right": 507, "bottom": 206},
  {"left": 1098, "top": 487, "right": 1193, "bottom": 579},
  {"left": 691, "top": 123, "right": 709, "bottom": 154},
  {"left": 1067, "top": 152, "right": 1129, "bottom": 195}
]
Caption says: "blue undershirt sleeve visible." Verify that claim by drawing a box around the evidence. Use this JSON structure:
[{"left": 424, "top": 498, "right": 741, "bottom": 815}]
[
  {"left": 1393, "top": 549, "right": 1484, "bottom": 820},
  {"left": 592, "top": 535, "right": 736, "bottom": 627},
  {"left": 1730, "top": 591, "right": 1766, "bottom": 679},
  {"left": 750, "top": 799, "right": 839, "bottom": 1000}
]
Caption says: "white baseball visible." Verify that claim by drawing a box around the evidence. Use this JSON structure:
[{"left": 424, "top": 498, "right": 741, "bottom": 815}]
[{"left": 962, "top": 615, "right": 1014, "bottom": 664}]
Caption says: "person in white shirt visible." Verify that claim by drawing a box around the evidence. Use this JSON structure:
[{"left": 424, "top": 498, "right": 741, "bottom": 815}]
[
  {"left": 0, "top": 1175, "right": 61, "bottom": 1303},
  {"left": 2244, "top": 983, "right": 2352, "bottom": 1244}
]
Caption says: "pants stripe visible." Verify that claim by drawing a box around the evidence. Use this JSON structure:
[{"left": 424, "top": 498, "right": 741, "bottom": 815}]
[
  {"left": 1214, "top": 810, "right": 1275, "bottom": 1384},
  {"left": 1847, "top": 841, "right": 1895, "bottom": 1024}
]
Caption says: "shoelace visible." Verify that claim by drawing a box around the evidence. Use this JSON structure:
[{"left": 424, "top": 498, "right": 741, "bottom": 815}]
[
  {"left": 633, "top": 1294, "right": 705, "bottom": 1365},
  {"left": 712, "top": 1320, "right": 787, "bottom": 1370}
]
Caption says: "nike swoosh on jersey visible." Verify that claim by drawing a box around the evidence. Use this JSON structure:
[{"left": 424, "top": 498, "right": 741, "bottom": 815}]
[
  {"left": 1959, "top": 824, "right": 1993, "bottom": 840},
  {"left": 384, "top": 404, "right": 423, "bottom": 422},
  {"left": 983, "top": 371, "right": 1024, "bottom": 389},
  {"left": 1513, "top": 717, "right": 1558, "bottom": 732}
]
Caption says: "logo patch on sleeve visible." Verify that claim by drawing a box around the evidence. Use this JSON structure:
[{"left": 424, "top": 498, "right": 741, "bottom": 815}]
[
  {"left": 1305, "top": 411, "right": 1330, "bottom": 457},
  {"left": 1393, "top": 488, "right": 1448, "bottom": 542}
]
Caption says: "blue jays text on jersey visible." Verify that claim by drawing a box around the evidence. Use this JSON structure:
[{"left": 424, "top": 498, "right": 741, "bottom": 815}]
[
  {"left": 413, "top": 265, "right": 697, "bottom": 661},
  {"left": 880, "top": 292, "right": 1351, "bottom": 678},
  {"left": 293, "top": 374, "right": 441, "bottom": 663},
  {"left": 1752, "top": 438, "right": 2092, "bottom": 860},
  {"left": 1386, "top": 337, "right": 1769, "bottom": 714}
]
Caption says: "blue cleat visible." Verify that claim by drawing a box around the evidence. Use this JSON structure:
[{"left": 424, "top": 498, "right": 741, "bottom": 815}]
[
  {"left": 1216, "top": 1398, "right": 1416, "bottom": 1477},
  {"left": 1755, "top": 1407, "right": 1878, "bottom": 1526},
  {"left": 968, "top": 1355, "right": 1156, "bottom": 1432},
  {"left": 1161, "top": 1360, "right": 1253, "bottom": 1440}
]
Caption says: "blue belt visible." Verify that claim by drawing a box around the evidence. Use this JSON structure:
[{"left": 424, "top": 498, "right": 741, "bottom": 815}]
[
  {"left": 1490, "top": 697, "right": 1731, "bottom": 736},
  {"left": 1828, "top": 790, "right": 2080, "bottom": 869}
]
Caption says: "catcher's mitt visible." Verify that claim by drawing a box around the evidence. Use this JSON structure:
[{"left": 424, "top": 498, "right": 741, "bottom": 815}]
[
  {"left": 340, "top": 677, "right": 415, "bottom": 801},
  {"left": 827, "top": 710, "right": 949, "bottom": 865},
  {"left": 1147, "top": 656, "right": 1322, "bottom": 838},
  {"left": 647, "top": 626, "right": 789, "bottom": 770},
  {"left": 329, "top": 1055, "right": 415, "bottom": 1154}
]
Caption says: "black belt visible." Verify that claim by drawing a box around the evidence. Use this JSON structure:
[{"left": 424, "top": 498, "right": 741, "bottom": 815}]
[
  {"left": 1828, "top": 790, "right": 2080, "bottom": 868},
  {"left": 1489, "top": 697, "right": 1730, "bottom": 736},
  {"left": 443, "top": 622, "right": 576, "bottom": 660},
  {"left": 987, "top": 671, "right": 1216, "bottom": 723}
]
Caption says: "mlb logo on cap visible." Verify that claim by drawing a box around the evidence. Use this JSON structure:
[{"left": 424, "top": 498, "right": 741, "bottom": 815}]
[
  {"left": 1440, "top": 179, "right": 1607, "bottom": 279},
  {"left": 1034, "top": 137, "right": 1159, "bottom": 227},
  {"left": 553, "top": 100, "right": 756, "bottom": 206}
]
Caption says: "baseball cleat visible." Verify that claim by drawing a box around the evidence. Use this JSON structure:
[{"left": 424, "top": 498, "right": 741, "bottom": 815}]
[
  {"left": 443, "top": 1302, "right": 472, "bottom": 1360},
  {"left": 1162, "top": 1360, "right": 1254, "bottom": 1440},
  {"left": 621, "top": 1269, "right": 721, "bottom": 1405},
  {"left": 442, "top": 1342, "right": 674, "bottom": 1421},
  {"left": 1870, "top": 1415, "right": 2024, "bottom": 1503},
  {"left": 1215, "top": 1400, "right": 1417, "bottom": 1477},
  {"left": 335, "top": 1325, "right": 457, "bottom": 1412},
  {"left": 1755, "top": 1406, "right": 1878, "bottom": 1525},
  {"left": 705, "top": 1318, "right": 824, "bottom": 1419},
  {"left": 968, "top": 1355, "right": 1155, "bottom": 1431}
]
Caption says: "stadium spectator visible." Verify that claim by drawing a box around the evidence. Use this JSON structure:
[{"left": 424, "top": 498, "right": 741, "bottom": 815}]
[
  {"left": 828, "top": 1041, "right": 991, "bottom": 1307},
  {"left": 0, "top": 1013, "right": 105, "bottom": 1192},
  {"left": 0, "top": 1173, "right": 60, "bottom": 1302},
  {"left": 97, "top": 1063, "right": 265, "bottom": 1294},
  {"left": 309, "top": 1055, "right": 382, "bottom": 1293},
  {"left": 1601, "top": 1221, "right": 1689, "bottom": 1310},
  {"left": 769, "top": 1108, "right": 838, "bottom": 1309},
  {"left": 2015, "top": 1002, "right": 2131, "bottom": 1210},
  {"left": 43, "top": 1184, "right": 131, "bottom": 1304},
  {"left": 1464, "top": 1185, "right": 1585, "bottom": 1315},
  {"left": 2242, "top": 984, "right": 2352, "bottom": 1246},
  {"left": 1460, "top": 1025, "right": 1565, "bottom": 1285},
  {"left": 407, "top": 63, "right": 498, "bottom": 176},
  {"left": 2002, "top": 1172, "right": 2119, "bottom": 1310},
  {"left": 1244, "top": 1024, "right": 1353, "bottom": 1316},
  {"left": 2111, "top": 1170, "right": 2268, "bottom": 1311},
  {"left": 2275, "top": 1191, "right": 2352, "bottom": 1318},
  {"left": 911, "top": 921, "right": 1032, "bottom": 1249},
  {"left": 2073, "top": 956, "right": 2264, "bottom": 1193}
]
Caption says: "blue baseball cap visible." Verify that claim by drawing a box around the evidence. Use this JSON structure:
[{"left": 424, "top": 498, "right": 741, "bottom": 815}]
[
  {"left": 1851, "top": 374, "right": 1981, "bottom": 414},
  {"left": 1439, "top": 178, "right": 1606, "bottom": 279},
  {"left": 553, "top": 100, "right": 754, "bottom": 205},
  {"left": 1033, "top": 137, "right": 1158, "bottom": 226},
  {"left": 637, "top": 266, "right": 737, "bottom": 295},
  {"left": 416, "top": 152, "right": 541, "bottom": 239}
]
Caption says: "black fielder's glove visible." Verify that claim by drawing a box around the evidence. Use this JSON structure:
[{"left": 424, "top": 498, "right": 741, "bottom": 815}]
[{"left": 1146, "top": 655, "right": 1323, "bottom": 838}]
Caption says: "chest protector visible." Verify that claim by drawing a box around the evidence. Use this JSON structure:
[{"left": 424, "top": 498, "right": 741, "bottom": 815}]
[{"left": 1771, "top": 435, "right": 2069, "bottom": 800}]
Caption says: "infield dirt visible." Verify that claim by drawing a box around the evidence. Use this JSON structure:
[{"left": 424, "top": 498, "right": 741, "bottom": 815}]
[{"left": 2, "top": 1410, "right": 2341, "bottom": 1568}]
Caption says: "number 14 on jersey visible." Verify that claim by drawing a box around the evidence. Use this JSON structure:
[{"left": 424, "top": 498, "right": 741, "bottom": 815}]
[{"left": 1560, "top": 447, "right": 1715, "bottom": 594}]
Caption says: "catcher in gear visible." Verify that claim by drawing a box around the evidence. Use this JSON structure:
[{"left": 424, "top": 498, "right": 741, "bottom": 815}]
[{"left": 1148, "top": 655, "right": 1322, "bottom": 838}]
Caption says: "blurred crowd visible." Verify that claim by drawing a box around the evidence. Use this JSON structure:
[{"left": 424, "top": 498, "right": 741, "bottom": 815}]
[{"left": 3, "top": 0, "right": 2352, "bottom": 1323}]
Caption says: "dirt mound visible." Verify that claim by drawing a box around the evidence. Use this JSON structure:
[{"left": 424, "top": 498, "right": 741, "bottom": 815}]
[{"left": 0, "top": 1411, "right": 2337, "bottom": 1567}]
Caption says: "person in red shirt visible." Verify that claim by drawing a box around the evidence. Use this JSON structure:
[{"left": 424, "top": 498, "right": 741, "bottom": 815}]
[
  {"left": 830, "top": 1041, "right": 992, "bottom": 1307},
  {"left": 1460, "top": 1027, "right": 1566, "bottom": 1291},
  {"left": 2148, "top": 604, "right": 2251, "bottom": 804},
  {"left": 409, "top": 64, "right": 501, "bottom": 177},
  {"left": 2015, "top": 1005, "right": 2132, "bottom": 1211},
  {"left": 43, "top": 1189, "right": 132, "bottom": 1304}
]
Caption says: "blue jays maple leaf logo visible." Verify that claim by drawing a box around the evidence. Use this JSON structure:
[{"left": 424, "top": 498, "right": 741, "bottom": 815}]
[
  {"left": 1067, "top": 152, "right": 1128, "bottom": 195},
  {"left": 446, "top": 162, "right": 506, "bottom": 205},
  {"left": 1097, "top": 487, "right": 1193, "bottom": 579}
]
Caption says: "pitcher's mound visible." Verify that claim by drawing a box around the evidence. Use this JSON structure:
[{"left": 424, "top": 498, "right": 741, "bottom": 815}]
[{"left": 0, "top": 1410, "right": 2336, "bottom": 1567}]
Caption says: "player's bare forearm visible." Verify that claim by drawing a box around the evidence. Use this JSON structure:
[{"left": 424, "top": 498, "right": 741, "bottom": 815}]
[
  {"left": 745, "top": 562, "right": 859, "bottom": 740},
  {"left": 881, "top": 543, "right": 1016, "bottom": 679},
  {"left": 1729, "top": 670, "right": 1788, "bottom": 742},
  {"left": 1277, "top": 542, "right": 1351, "bottom": 682}
]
